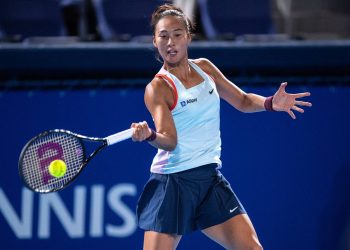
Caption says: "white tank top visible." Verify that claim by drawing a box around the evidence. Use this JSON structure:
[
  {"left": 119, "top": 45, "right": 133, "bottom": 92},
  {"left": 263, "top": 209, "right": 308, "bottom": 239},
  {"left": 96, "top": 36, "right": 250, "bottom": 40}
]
[{"left": 150, "top": 60, "right": 222, "bottom": 174}]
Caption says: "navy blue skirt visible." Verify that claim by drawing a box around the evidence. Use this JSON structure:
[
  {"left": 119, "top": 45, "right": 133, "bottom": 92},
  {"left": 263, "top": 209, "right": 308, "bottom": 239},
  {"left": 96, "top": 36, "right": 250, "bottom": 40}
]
[{"left": 136, "top": 163, "right": 246, "bottom": 235}]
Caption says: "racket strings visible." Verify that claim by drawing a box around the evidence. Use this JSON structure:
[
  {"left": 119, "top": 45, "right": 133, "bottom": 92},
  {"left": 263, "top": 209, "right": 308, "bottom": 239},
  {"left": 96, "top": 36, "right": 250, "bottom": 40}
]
[{"left": 21, "top": 132, "right": 84, "bottom": 192}]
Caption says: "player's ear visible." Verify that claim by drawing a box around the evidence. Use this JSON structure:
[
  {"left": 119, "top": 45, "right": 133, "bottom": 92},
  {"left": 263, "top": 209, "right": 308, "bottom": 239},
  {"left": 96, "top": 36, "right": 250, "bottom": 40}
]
[
  {"left": 186, "top": 31, "right": 192, "bottom": 45},
  {"left": 153, "top": 36, "right": 157, "bottom": 48},
  {"left": 187, "top": 32, "right": 192, "bottom": 44}
]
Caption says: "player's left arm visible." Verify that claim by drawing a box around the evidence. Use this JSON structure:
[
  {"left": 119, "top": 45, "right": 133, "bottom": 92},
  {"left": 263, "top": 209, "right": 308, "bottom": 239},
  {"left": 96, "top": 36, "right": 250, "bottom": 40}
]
[{"left": 194, "top": 58, "right": 312, "bottom": 119}]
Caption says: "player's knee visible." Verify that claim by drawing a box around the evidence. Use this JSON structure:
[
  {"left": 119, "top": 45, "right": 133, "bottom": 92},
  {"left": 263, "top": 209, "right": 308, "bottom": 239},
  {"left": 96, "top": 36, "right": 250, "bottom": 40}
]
[
  {"left": 248, "top": 242, "right": 263, "bottom": 250},
  {"left": 247, "top": 234, "right": 263, "bottom": 250},
  {"left": 232, "top": 241, "right": 263, "bottom": 250}
]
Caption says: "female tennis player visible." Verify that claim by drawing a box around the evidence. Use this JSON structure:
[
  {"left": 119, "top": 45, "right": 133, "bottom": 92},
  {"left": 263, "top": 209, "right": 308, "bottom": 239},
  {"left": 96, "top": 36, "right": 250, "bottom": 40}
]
[{"left": 131, "top": 4, "right": 312, "bottom": 250}]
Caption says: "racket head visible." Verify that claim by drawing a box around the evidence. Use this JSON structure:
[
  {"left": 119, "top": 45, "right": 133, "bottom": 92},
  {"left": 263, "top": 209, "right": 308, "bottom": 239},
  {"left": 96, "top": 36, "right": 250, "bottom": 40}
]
[{"left": 18, "top": 130, "right": 87, "bottom": 193}]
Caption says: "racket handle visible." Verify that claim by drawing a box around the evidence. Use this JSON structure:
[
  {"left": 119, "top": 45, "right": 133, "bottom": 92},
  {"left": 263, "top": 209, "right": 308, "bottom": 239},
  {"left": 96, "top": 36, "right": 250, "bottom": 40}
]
[{"left": 106, "top": 128, "right": 133, "bottom": 145}]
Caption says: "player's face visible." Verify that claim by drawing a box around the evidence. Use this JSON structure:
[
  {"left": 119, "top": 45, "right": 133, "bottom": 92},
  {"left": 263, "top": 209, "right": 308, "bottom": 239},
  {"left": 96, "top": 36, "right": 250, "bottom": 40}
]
[{"left": 153, "top": 15, "right": 191, "bottom": 66}]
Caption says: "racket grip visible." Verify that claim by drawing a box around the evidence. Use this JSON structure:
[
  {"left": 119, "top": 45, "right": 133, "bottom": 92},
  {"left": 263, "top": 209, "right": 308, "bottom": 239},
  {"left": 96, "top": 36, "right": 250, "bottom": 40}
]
[{"left": 106, "top": 128, "right": 133, "bottom": 145}]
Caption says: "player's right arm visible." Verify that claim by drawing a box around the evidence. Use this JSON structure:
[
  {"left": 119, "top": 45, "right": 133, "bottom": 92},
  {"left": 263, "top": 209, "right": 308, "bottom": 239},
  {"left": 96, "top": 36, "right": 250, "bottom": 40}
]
[{"left": 131, "top": 77, "right": 177, "bottom": 151}]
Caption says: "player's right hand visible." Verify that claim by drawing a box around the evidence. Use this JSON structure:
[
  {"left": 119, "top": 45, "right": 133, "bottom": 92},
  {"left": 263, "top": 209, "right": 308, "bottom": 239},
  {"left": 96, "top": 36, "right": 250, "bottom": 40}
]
[{"left": 131, "top": 121, "right": 153, "bottom": 142}]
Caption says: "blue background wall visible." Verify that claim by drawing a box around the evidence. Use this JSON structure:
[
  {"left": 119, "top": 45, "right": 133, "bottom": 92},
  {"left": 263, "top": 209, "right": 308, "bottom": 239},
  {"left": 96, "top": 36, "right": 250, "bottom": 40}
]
[
  {"left": 1, "top": 0, "right": 349, "bottom": 248},
  {"left": 0, "top": 85, "right": 349, "bottom": 250}
]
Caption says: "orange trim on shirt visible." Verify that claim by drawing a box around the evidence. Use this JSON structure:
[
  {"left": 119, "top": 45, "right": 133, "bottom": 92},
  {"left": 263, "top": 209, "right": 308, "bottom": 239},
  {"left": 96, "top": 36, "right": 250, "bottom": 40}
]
[{"left": 155, "top": 73, "right": 178, "bottom": 111}]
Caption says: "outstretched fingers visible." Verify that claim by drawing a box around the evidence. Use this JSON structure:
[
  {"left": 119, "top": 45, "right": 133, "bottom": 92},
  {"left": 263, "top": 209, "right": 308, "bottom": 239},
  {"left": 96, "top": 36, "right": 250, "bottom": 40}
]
[
  {"left": 291, "top": 92, "right": 311, "bottom": 99},
  {"left": 288, "top": 110, "right": 296, "bottom": 119},
  {"left": 275, "top": 82, "right": 312, "bottom": 119},
  {"left": 279, "top": 82, "right": 288, "bottom": 89},
  {"left": 288, "top": 99, "right": 313, "bottom": 118},
  {"left": 291, "top": 105, "right": 304, "bottom": 113},
  {"left": 295, "top": 100, "right": 312, "bottom": 107}
]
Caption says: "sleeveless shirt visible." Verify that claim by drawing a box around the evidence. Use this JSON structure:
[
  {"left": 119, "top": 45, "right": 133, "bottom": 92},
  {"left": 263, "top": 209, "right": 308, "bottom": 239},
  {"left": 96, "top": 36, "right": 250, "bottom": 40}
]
[{"left": 150, "top": 60, "right": 222, "bottom": 174}]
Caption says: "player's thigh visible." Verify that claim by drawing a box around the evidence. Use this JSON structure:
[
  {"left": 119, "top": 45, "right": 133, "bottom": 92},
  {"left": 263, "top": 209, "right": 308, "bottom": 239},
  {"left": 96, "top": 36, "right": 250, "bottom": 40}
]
[
  {"left": 143, "top": 231, "right": 182, "bottom": 250},
  {"left": 201, "top": 214, "right": 262, "bottom": 250}
]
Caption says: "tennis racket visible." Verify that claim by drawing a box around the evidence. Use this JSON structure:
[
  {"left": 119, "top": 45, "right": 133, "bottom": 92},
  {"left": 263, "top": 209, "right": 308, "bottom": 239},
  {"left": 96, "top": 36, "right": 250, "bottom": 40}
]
[{"left": 18, "top": 128, "right": 133, "bottom": 193}]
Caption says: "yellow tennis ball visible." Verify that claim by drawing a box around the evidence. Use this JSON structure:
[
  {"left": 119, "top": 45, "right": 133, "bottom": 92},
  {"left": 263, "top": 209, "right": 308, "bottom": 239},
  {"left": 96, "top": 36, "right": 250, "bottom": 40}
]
[{"left": 48, "top": 159, "right": 67, "bottom": 178}]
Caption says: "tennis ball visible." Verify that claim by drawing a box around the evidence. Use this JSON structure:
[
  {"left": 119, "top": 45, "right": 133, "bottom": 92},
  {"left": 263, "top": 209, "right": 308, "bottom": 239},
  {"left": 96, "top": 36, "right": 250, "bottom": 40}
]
[{"left": 48, "top": 159, "right": 67, "bottom": 178}]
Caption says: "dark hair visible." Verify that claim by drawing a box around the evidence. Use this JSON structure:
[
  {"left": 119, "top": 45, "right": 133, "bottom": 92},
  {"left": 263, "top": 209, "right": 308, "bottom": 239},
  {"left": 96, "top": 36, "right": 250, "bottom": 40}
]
[{"left": 150, "top": 4, "right": 195, "bottom": 36}]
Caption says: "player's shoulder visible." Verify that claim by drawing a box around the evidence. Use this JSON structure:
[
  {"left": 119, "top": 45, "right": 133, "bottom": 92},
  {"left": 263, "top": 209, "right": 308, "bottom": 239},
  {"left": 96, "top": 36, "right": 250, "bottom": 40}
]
[
  {"left": 191, "top": 58, "right": 216, "bottom": 71},
  {"left": 148, "top": 74, "right": 170, "bottom": 89},
  {"left": 191, "top": 58, "right": 219, "bottom": 78},
  {"left": 145, "top": 74, "right": 174, "bottom": 108},
  {"left": 145, "top": 74, "right": 172, "bottom": 96}
]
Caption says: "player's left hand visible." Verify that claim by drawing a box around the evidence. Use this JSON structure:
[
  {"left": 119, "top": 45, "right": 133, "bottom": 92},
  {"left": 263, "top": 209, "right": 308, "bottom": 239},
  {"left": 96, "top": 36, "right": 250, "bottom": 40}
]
[{"left": 273, "top": 82, "right": 312, "bottom": 119}]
